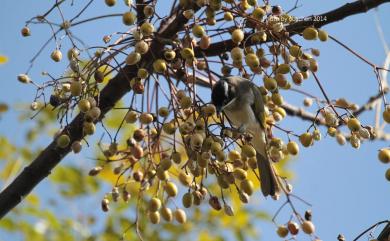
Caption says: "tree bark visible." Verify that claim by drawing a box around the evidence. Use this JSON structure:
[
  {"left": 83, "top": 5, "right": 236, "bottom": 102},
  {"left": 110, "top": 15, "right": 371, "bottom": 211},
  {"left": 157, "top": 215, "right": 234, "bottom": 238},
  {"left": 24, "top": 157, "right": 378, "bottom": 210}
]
[{"left": 0, "top": 0, "right": 389, "bottom": 219}]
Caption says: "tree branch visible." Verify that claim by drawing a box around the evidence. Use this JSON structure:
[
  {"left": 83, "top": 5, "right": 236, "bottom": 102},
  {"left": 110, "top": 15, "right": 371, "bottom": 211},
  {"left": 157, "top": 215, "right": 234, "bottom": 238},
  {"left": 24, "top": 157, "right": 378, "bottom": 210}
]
[{"left": 195, "top": 0, "right": 390, "bottom": 58}]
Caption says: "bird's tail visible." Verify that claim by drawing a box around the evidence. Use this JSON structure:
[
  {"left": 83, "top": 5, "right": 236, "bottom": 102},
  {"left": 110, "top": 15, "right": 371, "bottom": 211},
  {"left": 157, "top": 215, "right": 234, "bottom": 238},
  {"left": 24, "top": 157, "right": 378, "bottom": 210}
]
[{"left": 256, "top": 152, "right": 280, "bottom": 197}]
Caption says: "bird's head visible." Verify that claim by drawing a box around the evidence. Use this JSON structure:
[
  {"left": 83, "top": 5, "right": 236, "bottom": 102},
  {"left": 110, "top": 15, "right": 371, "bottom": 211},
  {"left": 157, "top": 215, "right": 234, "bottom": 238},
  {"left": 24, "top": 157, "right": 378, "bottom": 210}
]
[{"left": 211, "top": 78, "right": 235, "bottom": 113}]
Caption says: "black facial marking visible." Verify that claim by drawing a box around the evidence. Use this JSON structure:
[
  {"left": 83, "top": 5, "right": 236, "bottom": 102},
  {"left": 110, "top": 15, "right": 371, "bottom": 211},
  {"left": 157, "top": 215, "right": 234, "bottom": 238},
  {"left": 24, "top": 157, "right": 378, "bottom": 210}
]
[{"left": 211, "top": 79, "right": 236, "bottom": 111}]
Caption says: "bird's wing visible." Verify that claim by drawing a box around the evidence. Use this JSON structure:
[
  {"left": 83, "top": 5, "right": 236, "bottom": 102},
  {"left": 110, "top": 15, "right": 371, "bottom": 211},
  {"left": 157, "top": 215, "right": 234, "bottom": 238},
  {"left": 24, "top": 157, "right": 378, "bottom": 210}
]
[{"left": 250, "top": 84, "right": 267, "bottom": 129}]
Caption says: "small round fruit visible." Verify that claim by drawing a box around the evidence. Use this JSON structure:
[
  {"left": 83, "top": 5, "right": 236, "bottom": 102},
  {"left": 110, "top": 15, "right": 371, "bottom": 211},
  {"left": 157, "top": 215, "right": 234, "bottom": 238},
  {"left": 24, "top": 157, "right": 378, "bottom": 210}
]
[
  {"left": 137, "top": 68, "right": 148, "bottom": 79},
  {"left": 135, "top": 40, "right": 149, "bottom": 54},
  {"left": 148, "top": 197, "right": 162, "bottom": 212},
  {"left": 318, "top": 29, "right": 328, "bottom": 41},
  {"left": 165, "top": 182, "right": 178, "bottom": 197},
  {"left": 233, "top": 168, "right": 247, "bottom": 181},
  {"left": 240, "top": 179, "right": 254, "bottom": 195},
  {"left": 179, "top": 96, "right": 192, "bottom": 109},
  {"left": 252, "top": 7, "right": 265, "bottom": 20},
  {"left": 21, "top": 26, "right": 31, "bottom": 37},
  {"left": 302, "top": 27, "right": 318, "bottom": 40},
  {"left": 302, "top": 220, "right": 315, "bottom": 234},
  {"left": 71, "top": 141, "right": 82, "bottom": 153},
  {"left": 153, "top": 59, "right": 167, "bottom": 73},
  {"left": 174, "top": 209, "right": 187, "bottom": 224},
  {"left": 299, "top": 132, "right": 313, "bottom": 147},
  {"left": 158, "top": 107, "right": 169, "bottom": 117},
  {"left": 383, "top": 108, "right": 390, "bottom": 123},
  {"left": 231, "top": 29, "right": 244, "bottom": 44},
  {"left": 276, "top": 64, "right": 290, "bottom": 74},
  {"left": 378, "top": 149, "right": 390, "bottom": 164},
  {"left": 140, "top": 22, "right": 154, "bottom": 36},
  {"left": 287, "top": 141, "right": 299, "bottom": 155},
  {"left": 287, "top": 221, "right": 300, "bottom": 235},
  {"left": 94, "top": 70, "right": 104, "bottom": 83},
  {"left": 139, "top": 112, "right": 154, "bottom": 124},
  {"left": 181, "top": 48, "right": 194, "bottom": 59},
  {"left": 242, "top": 144, "right": 256, "bottom": 158},
  {"left": 125, "top": 111, "right": 138, "bottom": 123},
  {"left": 148, "top": 211, "right": 160, "bottom": 224},
  {"left": 161, "top": 206, "right": 173, "bottom": 222},
  {"left": 192, "top": 24, "right": 205, "bottom": 38},
  {"left": 70, "top": 81, "right": 82, "bottom": 96},
  {"left": 105, "top": 0, "right": 116, "bottom": 7},
  {"left": 292, "top": 72, "right": 303, "bottom": 85},
  {"left": 347, "top": 118, "right": 361, "bottom": 132},
  {"left": 276, "top": 225, "right": 289, "bottom": 238},
  {"left": 57, "top": 134, "right": 70, "bottom": 148},
  {"left": 17, "top": 74, "right": 31, "bottom": 84},
  {"left": 122, "top": 12, "right": 136, "bottom": 25},
  {"left": 224, "top": 12, "right": 233, "bottom": 21},
  {"left": 83, "top": 122, "right": 96, "bottom": 135},
  {"left": 264, "top": 77, "right": 277, "bottom": 91},
  {"left": 385, "top": 168, "right": 390, "bottom": 181},
  {"left": 289, "top": 45, "right": 303, "bottom": 58},
  {"left": 51, "top": 50, "right": 62, "bottom": 62},
  {"left": 126, "top": 52, "right": 141, "bottom": 65},
  {"left": 78, "top": 99, "right": 91, "bottom": 113},
  {"left": 182, "top": 192, "right": 193, "bottom": 208}
]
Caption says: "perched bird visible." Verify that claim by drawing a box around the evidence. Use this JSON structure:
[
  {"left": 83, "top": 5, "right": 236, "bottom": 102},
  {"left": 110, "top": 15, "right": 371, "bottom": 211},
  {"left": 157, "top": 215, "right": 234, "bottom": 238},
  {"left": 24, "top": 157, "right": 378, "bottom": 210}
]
[{"left": 211, "top": 76, "right": 280, "bottom": 197}]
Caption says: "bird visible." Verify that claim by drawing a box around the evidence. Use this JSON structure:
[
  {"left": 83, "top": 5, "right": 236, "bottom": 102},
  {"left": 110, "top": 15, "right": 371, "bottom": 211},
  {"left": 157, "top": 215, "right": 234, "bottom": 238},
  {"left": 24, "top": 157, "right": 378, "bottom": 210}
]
[{"left": 211, "top": 76, "right": 280, "bottom": 197}]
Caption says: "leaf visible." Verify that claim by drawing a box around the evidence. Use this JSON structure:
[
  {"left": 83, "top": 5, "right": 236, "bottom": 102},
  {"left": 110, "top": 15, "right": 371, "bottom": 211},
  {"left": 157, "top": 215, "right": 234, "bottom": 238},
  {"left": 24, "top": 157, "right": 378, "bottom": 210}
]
[{"left": 0, "top": 55, "right": 8, "bottom": 64}]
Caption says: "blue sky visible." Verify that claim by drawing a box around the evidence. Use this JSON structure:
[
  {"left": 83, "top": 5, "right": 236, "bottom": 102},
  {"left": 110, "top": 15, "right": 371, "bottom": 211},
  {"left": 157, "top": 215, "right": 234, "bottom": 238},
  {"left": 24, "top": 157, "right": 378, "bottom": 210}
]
[{"left": 1, "top": 1, "right": 390, "bottom": 241}]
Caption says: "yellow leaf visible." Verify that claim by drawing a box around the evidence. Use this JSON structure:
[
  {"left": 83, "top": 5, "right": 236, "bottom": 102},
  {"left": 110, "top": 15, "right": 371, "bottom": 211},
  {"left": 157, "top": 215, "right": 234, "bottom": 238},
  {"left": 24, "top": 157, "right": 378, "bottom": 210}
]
[
  {"left": 0, "top": 55, "right": 8, "bottom": 64},
  {"left": 25, "top": 193, "right": 40, "bottom": 206}
]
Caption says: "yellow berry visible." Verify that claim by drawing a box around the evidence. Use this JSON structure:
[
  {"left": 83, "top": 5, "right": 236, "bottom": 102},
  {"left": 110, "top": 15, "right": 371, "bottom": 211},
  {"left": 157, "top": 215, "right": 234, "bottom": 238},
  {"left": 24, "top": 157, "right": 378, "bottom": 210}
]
[
  {"left": 51, "top": 50, "right": 62, "bottom": 62},
  {"left": 289, "top": 45, "right": 303, "bottom": 57},
  {"left": 70, "top": 81, "right": 82, "bottom": 96},
  {"left": 192, "top": 24, "right": 205, "bottom": 38},
  {"left": 347, "top": 118, "right": 361, "bottom": 132},
  {"left": 17, "top": 74, "right": 31, "bottom": 84},
  {"left": 264, "top": 77, "right": 277, "bottom": 91},
  {"left": 231, "top": 29, "right": 244, "bottom": 44},
  {"left": 240, "top": 179, "right": 254, "bottom": 195},
  {"left": 276, "top": 225, "right": 289, "bottom": 238},
  {"left": 165, "top": 182, "right": 178, "bottom": 197},
  {"left": 140, "top": 22, "right": 154, "bottom": 36},
  {"left": 302, "top": 27, "right": 318, "bottom": 40},
  {"left": 78, "top": 99, "right": 91, "bottom": 113},
  {"left": 224, "top": 12, "right": 233, "bottom": 21},
  {"left": 287, "top": 141, "right": 299, "bottom": 155},
  {"left": 125, "top": 111, "right": 138, "bottom": 123},
  {"left": 318, "top": 29, "right": 328, "bottom": 41},
  {"left": 161, "top": 206, "right": 173, "bottom": 222},
  {"left": 105, "top": 0, "right": 116, "bottom": 6},
  {"left": 174, "top": 209, "right": 187, "bottom": 224},
  {"left": 302, "top": 221, "right": 315, "bottom": 234},
  {"left": 383, "top": 108, "right": 390, "bottom": 123},
  {"left": 242, "top": 144, "right": 256, "bottom": 158},
  {"left": 56, "top": 134, "right": 70, "bottom": 148},
  {"left": 139, "top": 112, "right": 154, "bottom": 124},
  {"left": 299, "top": 132, "right": 313, "bottom": 147},
  {"left": 378, "top": 149, "right": 390, "bottom": 164},
  {"left": 148, "top": 197, "right": 162, "bottom": 212},
  {"left": 252, "top": 7, "right": 266, "bottom": 20},
  {"left": 148, "top": 211, "right": 160, "bottom": 224},
  {"left": 276, "top": 64, "right": 290, "bottom": 74},
  {"left": 122, "top": 12, "right": 136, "bottom": 25},
  {"left": 153, "top": 59, "right": 167, "bottom": 73},
  {"left": 126, "top": 52, "right": 141, "bottom": 65}
]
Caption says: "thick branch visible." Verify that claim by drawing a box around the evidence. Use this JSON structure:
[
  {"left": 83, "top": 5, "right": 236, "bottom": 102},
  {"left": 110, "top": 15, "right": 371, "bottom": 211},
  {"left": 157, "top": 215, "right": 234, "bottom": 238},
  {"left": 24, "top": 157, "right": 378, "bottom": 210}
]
[{"left": 195, "top": 0, "right": 390, "bottom": 58}]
